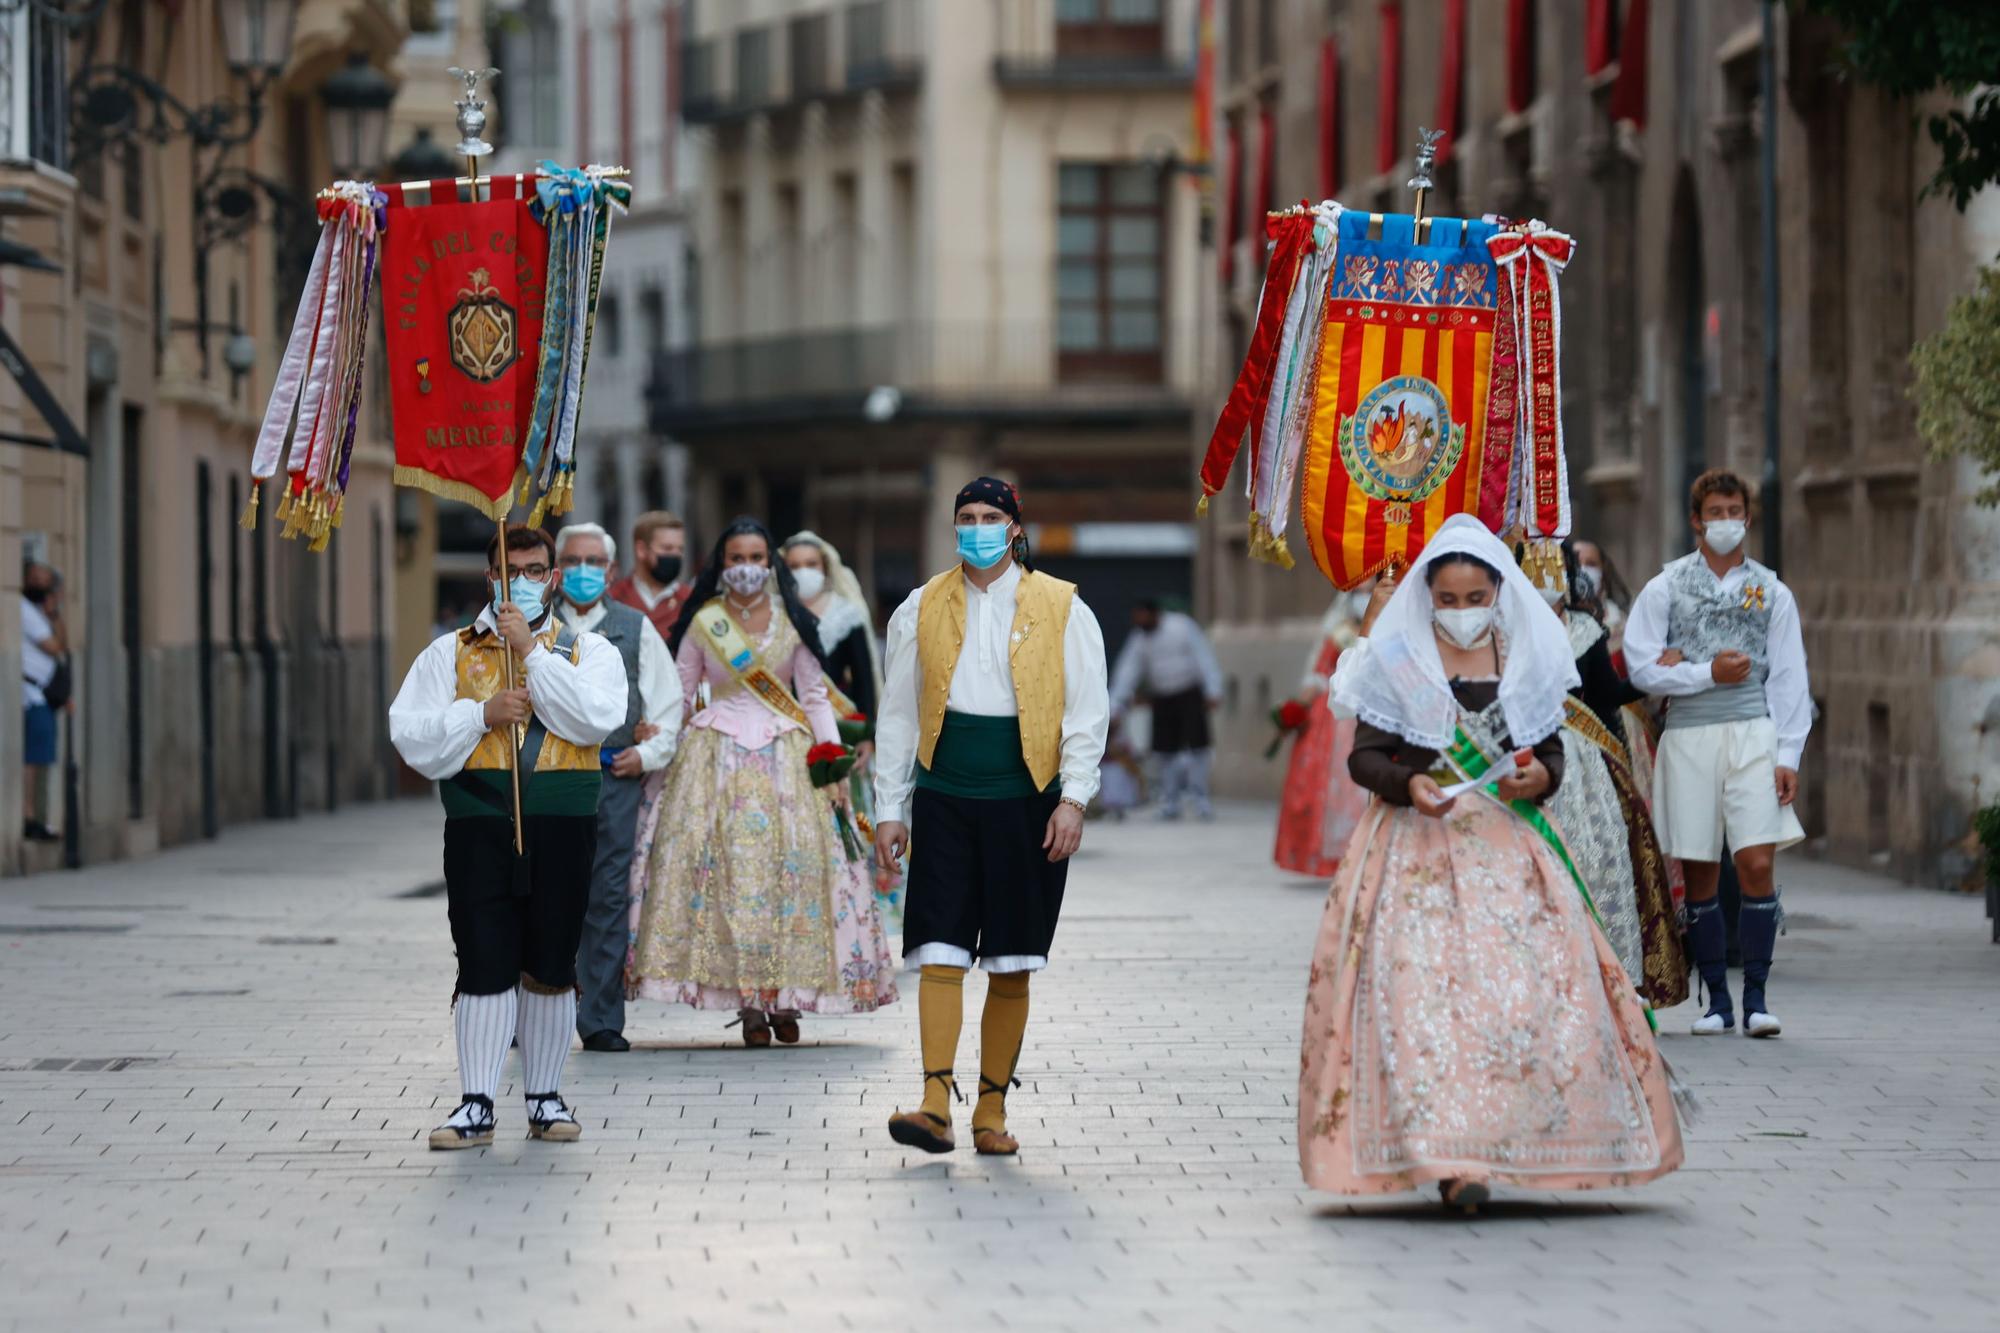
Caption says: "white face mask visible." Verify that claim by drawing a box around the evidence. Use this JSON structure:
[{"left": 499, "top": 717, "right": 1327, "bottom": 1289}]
[
  {"left": 1575, "top": 565, "right": 1603, "bottom": 595},
  {"left": 789, "top": 566, "right": 826, "bottom": 601},
  {"left": 1433, "top": 605, "right": 1496, "bottom": 650},
  {"left": 1703, "top": 519, "right": 1747, "bottom": 555},
  {"left": 1537, "top": 584, "right": 1565, "bottom": 608}
]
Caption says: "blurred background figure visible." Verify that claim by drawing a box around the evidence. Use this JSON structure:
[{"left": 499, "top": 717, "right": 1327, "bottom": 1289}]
[
  {"left": 609, "top": 511, "right": 694, "bottom": 644},
  {"left": 1272, "top": 584, "right": 1373, "bottom": 878},
  {"left": 1111, "top": 597, "right": 1224, "bottom": 821},
  {"left": 782, "top": 530, "right": 902, "bottom": 928},
  {"left": 1571, "top": 539, "right": 1633, "bottom": 658},
  {"left": 19, "top": 563, "right": 67, "bottom": 842}
]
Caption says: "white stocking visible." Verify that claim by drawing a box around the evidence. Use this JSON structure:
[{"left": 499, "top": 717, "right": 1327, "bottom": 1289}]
[
  {"left": 517, "top": 984, "right": 577, "bottom": 1096},
  {"left": 454, "top": 989, "right": 517, "bottom": 1100}
]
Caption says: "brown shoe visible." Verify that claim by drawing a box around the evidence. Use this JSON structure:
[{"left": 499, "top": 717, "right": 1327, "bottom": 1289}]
[
  {"left": 971, "top": 1126, "right": 1019, "bottom": 1156},
  {"left": 732, "top": 1009, "right": 772, "bottom": 1048},
  {"left": 971, "top": 1075, "right": 1022, "bottom": 1155},
  {"left": 770, "top": 1012, "right": 801, "bottom": 1044},
  {"left": 887, "top": 1110, "right": 955, "bottom": 1154}
]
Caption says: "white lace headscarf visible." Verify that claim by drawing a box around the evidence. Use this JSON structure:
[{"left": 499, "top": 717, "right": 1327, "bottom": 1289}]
[
  {"left": 1332, "top": 513, "right": 1578, "bottom": 749},
  {"left": 781, "top": 530, "right": 882, "bottom": 688}
]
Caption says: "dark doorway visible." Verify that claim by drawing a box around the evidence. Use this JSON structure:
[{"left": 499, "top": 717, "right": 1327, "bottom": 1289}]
[
  {"left": 120, "top": 406, "right": 144, "bottom": 820},
  {"left": 1666, "top": 170, "right": 1707, "bottom": 518},
  {"left": 195, "top": 460, "right": 218, "bottom": 838}
]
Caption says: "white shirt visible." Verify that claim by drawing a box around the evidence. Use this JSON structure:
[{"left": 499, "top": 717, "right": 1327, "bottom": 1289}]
[
  {"left": 1624, "top": 555, "right": 1812, "bottom": 770},
  {"left": 387, "top": 606, "right": 628, "bottom": 781},
  {"left": 1108, "top": 610, "right": 1225, "bottom": 713},
  {"left": 20, "top": 597, "right": 56, "bottom": 707},
  {"left": 873, "top": 561, "right": 1111, "bottom": 824},
  {"left": 557, "top": 597, "right": 684, "bottom": 772}
]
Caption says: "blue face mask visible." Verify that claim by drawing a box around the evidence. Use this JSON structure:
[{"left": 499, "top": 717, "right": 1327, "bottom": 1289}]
[
  {"left": 492, "top": 575, "right": 546, "bottom": 623},
  {"left": 562, "top": 565, "right": 607, "bottom": 605},
  {"left": 956, "top": 523, "right": 1012, "bottom": 570}
]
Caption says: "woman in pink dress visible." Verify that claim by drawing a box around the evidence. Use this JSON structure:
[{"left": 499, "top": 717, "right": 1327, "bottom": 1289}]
[
  {"left": 1300, "top": 516, "right": 1684, "bottom": 1212},
  {"left": 1273, "top": 591, "right": 1374, "bottom": 877},
  {"left": 628, "top": 518, "right": 899, "bottom": 1046}
]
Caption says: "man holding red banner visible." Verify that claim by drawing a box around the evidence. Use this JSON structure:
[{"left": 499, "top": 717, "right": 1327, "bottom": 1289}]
[{"left": 389, "top": 526, "right": 627, "bottom": 1149}]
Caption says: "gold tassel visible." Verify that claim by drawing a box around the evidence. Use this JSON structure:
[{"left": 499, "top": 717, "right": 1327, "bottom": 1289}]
[
  {"left": 330, "top": 495, "right": 346, "bottom": 530},
  {"left": 274, "top": 489, "right": 295, "bottom": 525},
  {"left": 1196, "top": 493, "right": 1211, "bottom": 517},
  {"left": 238, "top": 483, "right": 261, "bottom": 531},
  {"left": 1271, "top": 535, "right": 1295, "bottom": 570}
]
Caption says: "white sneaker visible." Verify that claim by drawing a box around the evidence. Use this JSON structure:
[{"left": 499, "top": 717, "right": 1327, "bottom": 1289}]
[
  {"left": 1744, "top": 1011, "right": 1782, "bottom": 1039},
  {"left": 1691, "top": 1012, "right": 1735, "bottom": 1036}
]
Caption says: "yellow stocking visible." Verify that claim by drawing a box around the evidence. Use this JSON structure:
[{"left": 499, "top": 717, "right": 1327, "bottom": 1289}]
[
  {"left": 917, "top": 964, "right": 966, "bottom": 1122},
  {"left": 972, "top": 971, "right": 1030, "bottom": 1135}
]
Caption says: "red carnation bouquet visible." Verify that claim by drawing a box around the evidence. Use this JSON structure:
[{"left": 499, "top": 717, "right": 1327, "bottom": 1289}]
[
  {"left": 806, "top": 741, "right": 867, "bottom": 860},
  {"left": 1264, "top": 699, "right": 1312, "bottom": 759},
  {"left": 836, "top": 711, "right": 873, "bottom": 747}
]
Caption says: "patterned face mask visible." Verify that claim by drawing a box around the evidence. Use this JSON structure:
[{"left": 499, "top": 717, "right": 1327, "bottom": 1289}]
[{"left": 721, "top": 563, "right": 771, "bottom": 598}]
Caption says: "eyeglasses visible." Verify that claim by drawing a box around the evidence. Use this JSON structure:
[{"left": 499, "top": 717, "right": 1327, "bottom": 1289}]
[
  {"left": 558, "top": 554, "right": 611, "bottom": 569},
  {"left": 496, "top": 562, "right": 552, "bottom": 581}
]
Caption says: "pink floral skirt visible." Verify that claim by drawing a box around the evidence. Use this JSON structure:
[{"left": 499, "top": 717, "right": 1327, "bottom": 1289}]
[
  {"left": 1298, "top": 797, "right": 1684, "bottom": 1195},
  {"left": 627, "top": 725, "right": 899, "bottom": 1015}
]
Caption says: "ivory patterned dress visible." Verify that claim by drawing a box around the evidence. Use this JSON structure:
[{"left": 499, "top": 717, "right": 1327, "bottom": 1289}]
[
  {"left": 1299, "top": 687, "right": 1684, "bottom": 1196},
  {"left": 628, "top": 605, "right": 899, "bottom": 1014}
]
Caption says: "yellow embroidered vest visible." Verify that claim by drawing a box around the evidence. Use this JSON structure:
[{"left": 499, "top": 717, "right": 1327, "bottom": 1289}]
[
  {"left": 915, "top": 567, "right": 1075, "bottom": 792},
  {"left": 455, "top": 625, "right": 598, "bottom": 772}
]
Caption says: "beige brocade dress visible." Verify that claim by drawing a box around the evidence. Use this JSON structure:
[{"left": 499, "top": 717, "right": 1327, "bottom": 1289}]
[{"left": 628, "top": 606, "right": 899, "bottom": 1014}]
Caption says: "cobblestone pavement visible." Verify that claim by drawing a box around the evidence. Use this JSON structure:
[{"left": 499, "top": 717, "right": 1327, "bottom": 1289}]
[{"left": 2, "top": 798, "right": 1997, "bottom": 1332}]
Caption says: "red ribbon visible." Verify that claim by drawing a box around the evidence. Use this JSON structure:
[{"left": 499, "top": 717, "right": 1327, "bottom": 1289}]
[{"left": 1198, "top": 212, "right": 1315, "bottom": 503}]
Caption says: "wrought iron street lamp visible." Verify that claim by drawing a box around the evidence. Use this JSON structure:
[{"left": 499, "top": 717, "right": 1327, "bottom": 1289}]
[
  {"left": 322, "top": 53, "right": 396, "bottom": 178},
  {"left": 390, "top": 127, "right": 459, "bottom": 183},
  {"left": 69, "top": 0, "right": 298, "bottom": 160}
]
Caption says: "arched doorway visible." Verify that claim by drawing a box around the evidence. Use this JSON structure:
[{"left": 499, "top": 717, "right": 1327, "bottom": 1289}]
[{"left": 1661, "top": 167, "right": 1706, "bottom": 554}]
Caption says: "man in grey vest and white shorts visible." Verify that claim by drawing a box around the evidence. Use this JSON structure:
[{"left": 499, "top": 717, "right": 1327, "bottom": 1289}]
[
  {"left": 555, "top": 523, "right": 683, "bottom": 1052},
  {"left": 1625, "top": 470, "right": 1811, "bottom": 1039}
]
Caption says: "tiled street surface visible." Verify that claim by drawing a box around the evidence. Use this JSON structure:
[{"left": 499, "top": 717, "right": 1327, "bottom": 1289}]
[{"left": 2, "top": 799, "right": 1998, "bottom": 1332}]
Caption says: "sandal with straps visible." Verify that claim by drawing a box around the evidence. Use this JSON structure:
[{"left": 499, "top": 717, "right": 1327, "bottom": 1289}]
[
  {"left": 972, "top": 1075, "right": 1022, "bottom": 1157},
  {"left": 886, "top": 1070, "right": 959, "bottom": 1154}
]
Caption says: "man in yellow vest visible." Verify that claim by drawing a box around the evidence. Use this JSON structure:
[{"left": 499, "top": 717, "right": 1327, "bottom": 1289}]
[
  {"left": 389, "top": 526, "right": 627, "bottom": 1150},
  {"left": 873, "top": 478, "right": 1110, "bottom": 1155}
]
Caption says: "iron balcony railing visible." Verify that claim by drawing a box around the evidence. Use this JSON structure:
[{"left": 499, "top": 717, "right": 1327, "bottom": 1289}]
[
  {"left": 681, "top": 0, "right": 922, "bottom": 125},
  {"left": 992, "top": 0, "right": 1195, "bottom": 89}
]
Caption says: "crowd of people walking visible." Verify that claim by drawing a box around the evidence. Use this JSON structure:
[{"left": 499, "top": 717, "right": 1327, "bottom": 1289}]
[{"left": 384, "top": 467, "right": 1805, "bottom": 1213}]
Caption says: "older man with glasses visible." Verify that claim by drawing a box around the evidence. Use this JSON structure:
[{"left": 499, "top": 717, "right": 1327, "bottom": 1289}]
[{"left": 553, "top": 522, "right": 683, "bottom": 1053}]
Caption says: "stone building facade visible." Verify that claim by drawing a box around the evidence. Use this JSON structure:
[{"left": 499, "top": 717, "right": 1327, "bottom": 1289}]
[
  {"left": 1197, "top": 0, "right": 2000, "bottom": 881},
  {"left": 652, "top": 0, "right": 1205, "bottom": 647},
  {"left": 0, "top": 2, "right": 414, "bottom": 875}
]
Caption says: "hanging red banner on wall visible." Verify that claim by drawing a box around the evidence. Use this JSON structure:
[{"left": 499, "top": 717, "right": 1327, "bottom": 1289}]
[{"left": 379, "top": 177, "right": 549, "bottom": 518}]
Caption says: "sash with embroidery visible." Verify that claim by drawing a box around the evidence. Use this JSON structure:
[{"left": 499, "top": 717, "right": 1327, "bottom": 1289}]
[
  {"left": 1561, "top": 695, "right": 1632, "bottom": 770},
  {"left": 693, "top": 599, "right": 812, "bottom": 730}
]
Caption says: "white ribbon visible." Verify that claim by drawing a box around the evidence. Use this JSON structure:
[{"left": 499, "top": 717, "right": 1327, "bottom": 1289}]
[{"left": 250, "top": 221, "right": 333, "bottom": 480}]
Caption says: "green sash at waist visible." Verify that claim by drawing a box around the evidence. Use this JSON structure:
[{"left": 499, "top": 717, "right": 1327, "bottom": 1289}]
[
  {"left": 916, "top": 711, "right": 1051, "bottom": 801},
  {"left": 440, "top": 768, "right": 603, "bottom": 820}
]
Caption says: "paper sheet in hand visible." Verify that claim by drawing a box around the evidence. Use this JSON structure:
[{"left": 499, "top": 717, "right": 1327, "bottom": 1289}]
[{"left": 1437, "top": 754, "right": 1518, "bottom": 802}]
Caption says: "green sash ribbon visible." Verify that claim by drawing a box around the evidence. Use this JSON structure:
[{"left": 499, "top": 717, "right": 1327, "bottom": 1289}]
[{"left": 1436, "top": 724, "right": 1658, "bottom": 1032}]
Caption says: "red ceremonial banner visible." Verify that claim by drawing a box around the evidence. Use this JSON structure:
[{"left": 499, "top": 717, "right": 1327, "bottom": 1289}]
[{"left": 381, "top": 179, "right": 548, "bottom": 518}]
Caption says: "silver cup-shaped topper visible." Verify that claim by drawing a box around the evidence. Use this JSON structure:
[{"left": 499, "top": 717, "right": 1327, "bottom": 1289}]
[
  {"left": 449, "top": 65, "right": 500, "bottom": 160},
  {"left": 1406, "top": 127, "right": 1445, "bottom": 195}
]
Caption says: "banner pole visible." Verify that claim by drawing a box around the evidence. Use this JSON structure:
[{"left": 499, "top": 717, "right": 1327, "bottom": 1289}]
[
  {"left": 452, "top": 65, "right": 525, "bottom": 855},
  {"left": 1406, "top": 127, "right": 1443, "bottom": 240}
]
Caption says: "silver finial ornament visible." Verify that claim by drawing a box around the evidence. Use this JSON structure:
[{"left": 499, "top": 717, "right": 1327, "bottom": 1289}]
[
  {"left": 1406, "top": 127, "right": 1445, "bottom": 194},
  {"left": 449, "top": 65, "right": 500, "bottom": 159}
]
